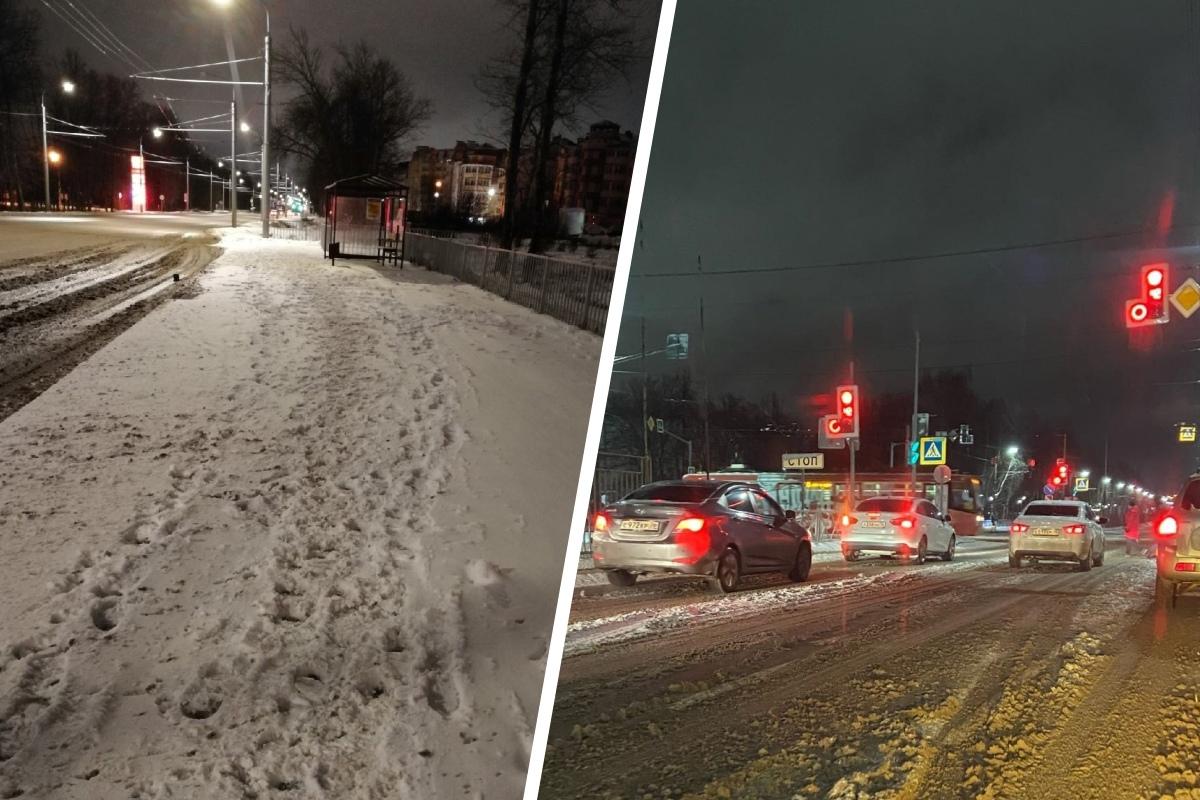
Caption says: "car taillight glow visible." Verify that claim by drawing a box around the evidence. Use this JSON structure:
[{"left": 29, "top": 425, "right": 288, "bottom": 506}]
[
  {"left": 1011, "top": 522, "right": 1029, "bottom": 533},
  {"left": 1063, "top": 524, "right": 1085, "bottom": 535},
  {"left": 673, "top": 516, "right": 711, "bottom": 564},
  {"left": 892, "top": 516, "right": 915, "bottom": 529},
  {"left": 1157, "top": 516, "right": 1180, "bottom": 538},
  {"left": 1177, "top": 562, "right": 1196, "bottom": 572},
  {"left": 594, "top": 512, "right": 609, "bottom": 533},
  {"left": 841, "top": 514, "right": 857, "bottom": 527}
]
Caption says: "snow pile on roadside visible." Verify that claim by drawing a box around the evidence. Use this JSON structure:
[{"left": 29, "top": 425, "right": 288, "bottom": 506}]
[{"left": 0, "top": 229, "right": 598, "bottom": 799}]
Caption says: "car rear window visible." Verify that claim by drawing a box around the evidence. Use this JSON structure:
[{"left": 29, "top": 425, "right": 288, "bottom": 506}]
[
  {"left": 1181, "top": 479, "right": 1200, "bottom": 512},
  {"left": 1022, "top": 504, "right": 1081, "bottom": 518},
  {"left": 623, "top": 484, "right": 714, "bottom": 504},
  {"left": 856, "top": 498, "right": 910, "bottom": 513}
]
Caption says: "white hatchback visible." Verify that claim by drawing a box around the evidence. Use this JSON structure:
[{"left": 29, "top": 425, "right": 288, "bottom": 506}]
[
  {"left": 839, "top": 496, "right": 956, "bottom": 564},
  {"left": 1009, "top": 500, "right": 1107, "bottom": 570}
]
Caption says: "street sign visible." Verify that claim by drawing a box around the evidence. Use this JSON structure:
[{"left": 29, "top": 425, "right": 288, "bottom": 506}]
[
  {"left": 783, "top": 453, "right": 825, "bottom": 470},
  {"left": 1044, "top": 484, "right": 1056, "bottom": 497},
  {"left": 646, "top": 415, "right": 655, "bottom": 432},
  {"left": 817, "top": 415, "right": 847, "bottom": 449},
  {"left": 919, "top": 437, "right": 948, "bottom": 466},
  {"left": 933, "top": 465, "right": 952, "bottom": 485},
  {"left": 665, "top": 333, "right": 689, "bottom": 360},
  {"left": 655, "top": 419, "right": 664, "bottom": 434},
  {"left": 1171, "top": 278, "right": 1200, "bottom": 320},
  {"left": 1074, "top": 476, "right": 1090, "bottom": 492},
  {"left": 1180, "top": 424, "right": 1197, "bottom": 443}
]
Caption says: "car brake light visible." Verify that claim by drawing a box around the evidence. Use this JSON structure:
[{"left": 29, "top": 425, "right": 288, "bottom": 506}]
[
  {"left": 841, "top": 514, "right": 857, "bottom": 527},
  {"left": 1011, "top": 522, "right": 1029, "bottom": 533},
  {"left": 673, "top": 516, "right": 710, "bottom": 564},
  {"left": 891, "top": 516, "right": 915, "bottom": 529},
  {"left": 594, "top": 512, "right": 609, "bottom": 532},
  {"left": 1157, "top": 516, "right": 1180, "bottom": 538},
  {"left": 1177, "top": 562, "right": 1197, "bottom": 572},
  {"left": 1063, "top": 524, "right": 1085, "bottom": 535}
]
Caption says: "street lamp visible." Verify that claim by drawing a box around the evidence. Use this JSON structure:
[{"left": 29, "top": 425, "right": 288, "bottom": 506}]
[
  {"left": 211, "top": 0, "right": 271, "bottom": 238},
  {"left": 41, "top": 79, "right": 76, "bottom": 210},
  {"left": 1005, "top": 445, "right": 1019, "bottom": 457},
  {"left": 47, "top": 149, "right": 63, "bottom": 210},
  {"left": 240, "top": 121, "right": 251, "bottom": 133},
  {"left": 152, "top": 127, "right": 163, "bottom": 138}
]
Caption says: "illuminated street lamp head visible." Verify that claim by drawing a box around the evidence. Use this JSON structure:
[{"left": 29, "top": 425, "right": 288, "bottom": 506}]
[
  {"left": 217, "top": 160, "right": 224, "bottom": 167},
  {"left": 1101, "top": 476, "right": 1111, "bottom": 485},
  {"left": 47, "top": 149, "right": 62, "bottom": 165},
  {"left": 211, "top": 0, "right": 234, "bottom": 7},
  {"left": 240, "top": 121, "right": 251, "bottom": 133},
  {"left": 1005, "top": 445, "right": 1019, "bottom": 456},
  {"left": 152, "top": 127, "right": 163, "bottom": 138},
  {"left": 61, "top": 79, "right": 75, "bottom": 94},
  {"left": 487, "top": 186, "right": 497, "bottom": 197}
]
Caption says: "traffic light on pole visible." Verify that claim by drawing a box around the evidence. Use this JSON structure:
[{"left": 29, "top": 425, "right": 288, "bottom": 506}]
[
  {"left": 1049, "top": 459, "right": 1070, "bottom": 490},
  {"left": 1126, "top": 262, "right": 1170, "bottom": 328},
  {"left": 836, "top": 384, "right": 859, "bottom": 438}
]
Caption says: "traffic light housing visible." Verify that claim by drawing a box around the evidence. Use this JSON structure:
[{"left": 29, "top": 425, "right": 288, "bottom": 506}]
[
  {"left": 1049, "top": 459, "right": 1071, "bottom": 490},
  {"left": 1126, "top": 262, "right": 1170, "bottom": 328},
  {"left": 817, "top": 414, "right": 848, "bottom": 448},
  {"left": 835, "top": 384, "right": 859, "bottom": 438}
]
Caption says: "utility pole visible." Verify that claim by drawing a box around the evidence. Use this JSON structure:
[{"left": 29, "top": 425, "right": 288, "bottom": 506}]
[
  {"left": 185, "top": 158, "right": 190, "bottom": 212},
  {"left": 230, "top": 98, "right": 237, "bottom": 228},
  {"left": 641, "top": 316, "right": 651, "bottom": 482},
  {"left": 261, "top": 11, "right": 271, "bottom": 238},
  {"left": 209, "top": 171, "right": 214, "bottom": 211},
  {"left": 848, "top": 360, "right": 856, "bottom": 510},
  {"left": 910, "top": 329, "right": 920, "bottom": 492},
  {"left": 699, "top": 255, "right": 711, "bottom": 478},
  {"left": 40, "top": 92, "right": 50, "bottom": 210}
]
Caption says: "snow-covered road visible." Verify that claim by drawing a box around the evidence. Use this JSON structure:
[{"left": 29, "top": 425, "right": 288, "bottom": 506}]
[
  {"left": 540, "top": 539, "right": 1200, "bottom": 800},
  {"left": 0, "top": 228, "right": 599, "bottom": 799}
]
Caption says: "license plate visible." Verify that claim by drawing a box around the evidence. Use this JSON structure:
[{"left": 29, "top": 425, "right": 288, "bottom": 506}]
[
  {"left": 618, "top": 519, "right": 660, "bottom": 532},
  {"left": 1035, "top": 527, "right": 1057, "bottom": 536},
  {"left": 861, "top": 521, "right": 884, "bottom": 528}
]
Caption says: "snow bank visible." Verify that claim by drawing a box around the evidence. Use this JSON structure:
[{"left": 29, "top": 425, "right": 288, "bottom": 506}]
[{"left": 0, "top": 229, "right": 598, "bottom": 798}]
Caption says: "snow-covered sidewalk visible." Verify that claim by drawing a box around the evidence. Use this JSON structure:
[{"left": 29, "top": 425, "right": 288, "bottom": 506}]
[{"left": 0, "top": 229, "right": 599, "bottom": 799}]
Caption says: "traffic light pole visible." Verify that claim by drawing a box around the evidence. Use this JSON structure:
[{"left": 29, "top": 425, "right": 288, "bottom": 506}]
[
  {"left": 849, "top": 361, "right": 856, "bottom": 511},
  {"left": 910, "top": 329, "right": 920, "bottom": 492}
]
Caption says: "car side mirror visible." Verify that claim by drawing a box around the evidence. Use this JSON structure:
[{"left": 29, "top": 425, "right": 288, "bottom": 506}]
[{"left": 785, "top": 509, "right": 797, "bottom": 520}]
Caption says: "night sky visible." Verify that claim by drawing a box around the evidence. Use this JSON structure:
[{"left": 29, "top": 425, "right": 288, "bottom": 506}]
[
  {"left": 618, "top": 0, "right": 1200, "bottom": 493},
  {"left": 32, "top": 0, "right": 658, "bottom": 151}
]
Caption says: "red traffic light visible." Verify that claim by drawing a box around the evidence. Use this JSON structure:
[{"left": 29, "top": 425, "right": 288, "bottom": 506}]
[
  {"left": 835, "top": 384, "right": 859, "bottom": 437},
  {"left": 825, "top": 417, "right": 842, "bottom": 435},
  {"left": 1128, "top": 263, "right": 1170, "bottom": 328}
]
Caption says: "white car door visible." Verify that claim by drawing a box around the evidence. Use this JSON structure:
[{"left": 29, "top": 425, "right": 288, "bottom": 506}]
[{"left": 919, "top": 501, "right": 947, "bottom": 553}]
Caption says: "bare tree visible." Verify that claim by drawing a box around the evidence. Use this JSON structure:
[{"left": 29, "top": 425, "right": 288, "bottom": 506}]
[
  {"left": 274, "top": 28, "right": 432, "bottom": 204},
  {"left": 0, "top": 0, "right": 43, "bottom": 205},
  {"left": 480, "top": 0, "right": 645, "bottom": 251}
]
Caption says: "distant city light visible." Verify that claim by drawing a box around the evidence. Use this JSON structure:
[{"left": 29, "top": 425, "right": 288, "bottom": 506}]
[
  {"left": 61, "top": 79, "right": 75, "bottom": 94},
  {"left": 47, "top": 149, "right": 62, "bottom": 165},
  {"left": 240, "top": 121, "right": 251, "bottom": 133},
  {"left": 152, "top": 127, "right": 163, "bottom": 138}
]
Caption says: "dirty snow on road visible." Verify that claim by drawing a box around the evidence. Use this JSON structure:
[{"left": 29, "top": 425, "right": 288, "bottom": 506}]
[
  {"left": 541, "top": 544, "right": 1200, "bottom": 800},
  {"left": 0, "top": 228, "right": 598, "bottom": 799}
]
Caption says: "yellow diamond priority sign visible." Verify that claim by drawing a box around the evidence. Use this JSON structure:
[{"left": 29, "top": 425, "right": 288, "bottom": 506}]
[{"left": 1170, "top": 278, "right": 1200, "bottom": 319}]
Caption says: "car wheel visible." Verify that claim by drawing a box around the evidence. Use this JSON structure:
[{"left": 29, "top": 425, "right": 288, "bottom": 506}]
[
  {"left": 714, "top": 548, "right": 741, "bottom": 593},
  {"left": 912, "top": 537, "right": 927, "bottom": 565},
  {"left": 788, "top": 543, "right": 812, "bottom": 582},
  {"left": 941, "top": 535, "right": 956, "bottom": 562},
  {"left": 1008, "top": 553, "right": 1022, "bottom": 568},
  {"left": 1077, "top": 546, "right": 1092, "bottom": 572},
  {"left": 605, "top": 569, "right": 637, "bottom": 587}
]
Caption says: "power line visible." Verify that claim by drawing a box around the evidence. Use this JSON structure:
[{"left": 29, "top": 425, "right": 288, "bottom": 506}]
[{"left": 633, "top": 223, "right": 1200, "bottom": 279}]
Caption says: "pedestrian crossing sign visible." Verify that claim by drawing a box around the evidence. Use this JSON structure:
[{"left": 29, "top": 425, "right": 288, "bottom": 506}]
[{"left": 919, "top": 436, "right": 947, "bottom": 465}]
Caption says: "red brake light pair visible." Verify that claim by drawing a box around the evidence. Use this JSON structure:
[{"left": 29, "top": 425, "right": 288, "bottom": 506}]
[
  {"left": 1063, "top": 524, "right": 1085, "bottom": 536},
  {"left": 1011, "top": 522, "right": 1029, "bottom": 533}
]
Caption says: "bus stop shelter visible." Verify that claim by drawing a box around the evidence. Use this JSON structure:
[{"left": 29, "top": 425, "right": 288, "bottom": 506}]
[{"left": 322, "top": 174, "right": 408, "bottom": 266}]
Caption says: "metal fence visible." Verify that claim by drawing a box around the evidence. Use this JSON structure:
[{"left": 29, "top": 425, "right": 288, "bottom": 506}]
[
  {"left": 405, "top": 233, "right": 614, "bottom": 334},
  {"left": 270, "top": 218, "right": 322, "bottom": 242},
  {"left": 581, "top": 453, "right": 651, "bottom": 555}
]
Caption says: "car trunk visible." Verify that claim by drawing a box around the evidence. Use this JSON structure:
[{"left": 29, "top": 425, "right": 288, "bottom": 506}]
[
  {"left": 1018, "top": 515, "right": 1082, "bottom": 539},
  {"left": 606, "top": 501, "right": 694, "bottom": 542}
]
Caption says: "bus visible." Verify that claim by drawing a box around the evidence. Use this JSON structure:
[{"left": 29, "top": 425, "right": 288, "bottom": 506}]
[{"left": 682, "top": 469, "right": 985, "bottom": 539}]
